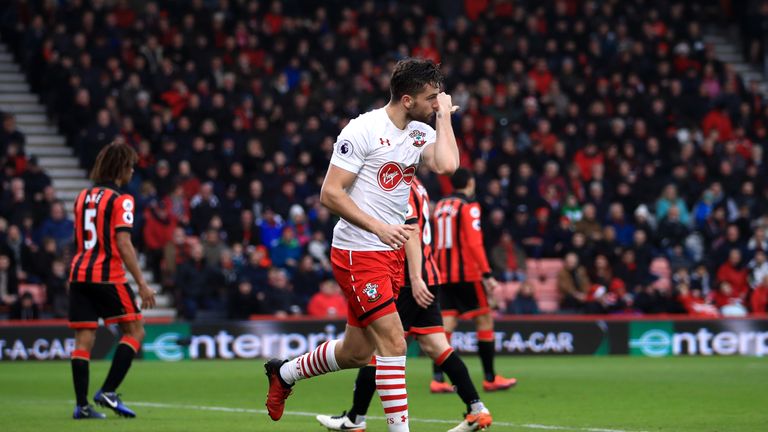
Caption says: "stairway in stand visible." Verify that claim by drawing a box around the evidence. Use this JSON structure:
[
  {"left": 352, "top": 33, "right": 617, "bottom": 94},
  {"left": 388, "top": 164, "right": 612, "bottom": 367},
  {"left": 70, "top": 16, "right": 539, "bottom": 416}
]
[{"left": 0, "top": 40, "right": 175, "bottom": 320}]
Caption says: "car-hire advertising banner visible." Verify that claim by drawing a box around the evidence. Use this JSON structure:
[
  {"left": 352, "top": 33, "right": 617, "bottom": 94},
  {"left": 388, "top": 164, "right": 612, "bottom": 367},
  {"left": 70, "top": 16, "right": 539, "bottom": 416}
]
[{"left": 3, "top": 318, "right": 768, "bottom": 361}]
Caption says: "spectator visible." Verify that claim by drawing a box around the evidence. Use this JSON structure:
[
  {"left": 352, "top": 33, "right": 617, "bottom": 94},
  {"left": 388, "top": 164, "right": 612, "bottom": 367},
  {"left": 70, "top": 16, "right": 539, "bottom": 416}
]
[
  {"left": 749, "top": 250, "right": 768, "bottom": 288},
  {"left": 716, "top": 249, "right": 750, "bottom": 300},
  {"left": 201, "top": 228, "right": 226, "bottom": 269},
  {"left": 264, "top": 267, "right": 299, "bottom": 317},
  {"left": 0, "top": 254, "right": 19, "bottom": 307},
  {"left": 189, "top": 182, "right": 220, "bottom": 235},
  {"left": 9, "top": 292, "right": 39, "bottom": 320},
  {"left": 228, "top": 279, "right": 263, "bottom": 320},
  {"left": 143, "top": 200, "right": 177, "bottom": 281},
  {"left": 490, "top": 230, "right": 526, "bottom": 282},
  {"left": 162, "top": 227, "right": 189, "bottom": 291},
  {"left": 557, "top": 252, "right": 591, "bottom": 312},
  {"left": 656, "top": 184, "right": 691, "bottom": 226},
  {"left": 751, "top": 275, "right": 768, "bottom": 315},
  {"left": 507, "top": 281, "right": 540, "bottom": 315},
  {"left": 45, "top": 259, "right": 69, "bottom": 318},
  {"left": 307, "top": 279, "right": 347, "bottom": 319},
  {"left": 259, "top": 207, "right": 285, "bottom": 247},
  {"left": 175, "top": 242, "right": 220, "bottom": 320},
  {"left": 676, "top": 282, "right": 719, "bottom": 317},
  {"left": 292, "top": 255, "right": 324, "bottom": 311},
  {"left": 574, "top": 203, "right": 602, "bottom": 242}
]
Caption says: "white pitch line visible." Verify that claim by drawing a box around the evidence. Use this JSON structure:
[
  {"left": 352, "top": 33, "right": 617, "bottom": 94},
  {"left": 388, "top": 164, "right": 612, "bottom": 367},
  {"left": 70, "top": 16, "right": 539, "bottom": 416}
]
[{"left": 131, "top": 401, "right": 647, "bottom": 432}]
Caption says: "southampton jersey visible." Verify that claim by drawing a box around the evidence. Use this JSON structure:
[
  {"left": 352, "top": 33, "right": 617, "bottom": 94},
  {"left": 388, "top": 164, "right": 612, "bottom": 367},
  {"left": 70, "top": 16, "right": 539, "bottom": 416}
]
[
  {"left": 329, "top": 107, "right": 436, "bottom": 251},
  {"left": 404, "top": 179, "right": 441, "bottom": 287},
  {"left": 434, "top": 193, "right": 491, "bottom": 283},
  {"left": 69, "top": 184, "right": 134, "bottom": 284}
]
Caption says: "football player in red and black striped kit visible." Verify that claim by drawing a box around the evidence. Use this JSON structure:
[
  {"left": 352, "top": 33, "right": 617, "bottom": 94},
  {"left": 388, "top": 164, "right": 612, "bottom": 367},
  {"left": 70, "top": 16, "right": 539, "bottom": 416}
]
[
  {"left": 433, "top": 168, "right": 517, "bottom": 392},
  {"left": 68, "top": 142, "right": 156, "bottom": 419},
  {"left": 316, "top": 178, "right": 492, "bottom": 432}
]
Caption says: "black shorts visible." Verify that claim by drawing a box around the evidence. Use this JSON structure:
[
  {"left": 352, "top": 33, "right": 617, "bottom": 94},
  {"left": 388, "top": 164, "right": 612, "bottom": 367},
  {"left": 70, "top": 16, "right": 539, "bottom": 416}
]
[
  {"left": 397, "top": 285, "right": 444, "bottom": 336},
  {"left": 69, "top": 282, "right": 142, "bottom": 329},
  {"left": 439, "top": 281, "right": 491, "bottom": 319}
]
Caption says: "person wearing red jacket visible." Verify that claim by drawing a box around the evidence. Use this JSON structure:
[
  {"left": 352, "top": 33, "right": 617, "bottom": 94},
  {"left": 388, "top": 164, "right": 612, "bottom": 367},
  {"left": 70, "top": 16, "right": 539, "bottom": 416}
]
[
  {"left": 143, "top": 200, "right": 177, "bottom": 283},
  {"left": 306, "top": 279, "right": 347, "bottom": 319},
  {"left": 702, "top": 102, "right": 734, "bottom": 141},
  {"left": 716, "top": 249, "right": 750, "bottom": 300},
  {"left": 433, "top": 168, "right": 516, "bottom": 392}
]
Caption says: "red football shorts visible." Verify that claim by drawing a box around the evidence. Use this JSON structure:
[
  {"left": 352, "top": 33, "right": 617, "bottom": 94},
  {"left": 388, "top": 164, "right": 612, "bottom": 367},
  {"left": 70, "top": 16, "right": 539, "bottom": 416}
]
[{"left": 331, "top": 247, "right": 404, "bottom": 327}]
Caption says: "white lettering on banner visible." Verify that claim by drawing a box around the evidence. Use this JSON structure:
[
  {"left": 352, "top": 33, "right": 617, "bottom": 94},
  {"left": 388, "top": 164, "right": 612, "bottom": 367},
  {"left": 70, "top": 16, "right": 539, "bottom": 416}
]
[
  {"left": 450, "top": 331, "right": 574, "bottom": 354},
  {"left": 10, "top": 340, "right": 28, "bottom": 359},
  {"left": 232, "top": 334, "right": 260, "bottom": 358},
  {"left": 190, "top": 335, "right": 215, "bottom": 358},
  {"left": 712, "top": 332, "right": 738, "bottom": 355},
  {"left": 667, "top": 330, "right": 768, "bottom": 356},
  {"left": 187, "top": 325, "right": 343, "bottom": 359},
  {"left": 216, "top": 331, "right": 235, "bottom": 359},
  {"left": 0, "top": 338, "right": 74, "bottom": 360}
]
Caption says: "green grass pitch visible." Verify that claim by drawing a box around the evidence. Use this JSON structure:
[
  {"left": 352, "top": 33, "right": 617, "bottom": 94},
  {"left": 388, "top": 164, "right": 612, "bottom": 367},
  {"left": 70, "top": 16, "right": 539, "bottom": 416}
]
[{"left": 0, "top": 356, "right": 766, "bottom": 431}]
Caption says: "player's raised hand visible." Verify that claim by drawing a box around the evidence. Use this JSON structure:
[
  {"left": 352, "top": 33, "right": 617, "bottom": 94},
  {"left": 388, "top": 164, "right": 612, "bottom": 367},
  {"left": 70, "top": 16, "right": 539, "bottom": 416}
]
[
  {"left": 138, "top": 282, "right": 156, "bottom": 309},
  {"left": 411, "top": 278, "right": 434, "bottom": 308},
  {"left": 436, "top": 92, "right": 460, "bottom": 114},
  {"left": 376, "top": 223, "right": 417, "bottom": 250}
]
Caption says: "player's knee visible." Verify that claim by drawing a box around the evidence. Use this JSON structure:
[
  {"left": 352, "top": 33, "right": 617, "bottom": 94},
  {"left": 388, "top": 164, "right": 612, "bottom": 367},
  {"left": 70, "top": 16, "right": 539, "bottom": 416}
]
[
  {"left": 475, "top": 313, "right": 493, "bottom": 330},
  {"left": 418, "top": 340, "right": 439, "bottom": 359},
  {"left": 348, "top": 350, "right": 374, "bottom": 367},
  {"left": 124, "top": 322, "right": 145, "bottom": 342},
  {"left": 387, "top": 334, "right": 407, "bottom": 357}
]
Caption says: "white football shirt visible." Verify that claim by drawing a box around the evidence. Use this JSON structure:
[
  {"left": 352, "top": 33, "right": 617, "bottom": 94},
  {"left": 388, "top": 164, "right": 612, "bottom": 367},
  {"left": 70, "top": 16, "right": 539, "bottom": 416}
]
[{"left": 329, "top": 107, "right": 436, "bottom": 251}]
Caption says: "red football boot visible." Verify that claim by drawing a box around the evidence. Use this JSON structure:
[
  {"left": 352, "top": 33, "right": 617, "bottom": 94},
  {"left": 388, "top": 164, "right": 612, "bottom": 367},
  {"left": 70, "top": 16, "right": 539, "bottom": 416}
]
[{"left": 264, "top": 359, "right": 293, "bottom": 420}]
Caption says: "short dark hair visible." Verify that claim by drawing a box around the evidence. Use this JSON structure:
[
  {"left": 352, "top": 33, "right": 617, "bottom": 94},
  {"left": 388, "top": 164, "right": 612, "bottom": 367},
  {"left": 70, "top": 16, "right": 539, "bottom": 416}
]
[
  {"left": 390, "top": 58, "right": 444, "bottom": 100},
  {"left": 450, "top": 167, "right": 473, "bottom": 189},
  {"left": 90, "top": 142, "right": 137, "bottom": 184}
]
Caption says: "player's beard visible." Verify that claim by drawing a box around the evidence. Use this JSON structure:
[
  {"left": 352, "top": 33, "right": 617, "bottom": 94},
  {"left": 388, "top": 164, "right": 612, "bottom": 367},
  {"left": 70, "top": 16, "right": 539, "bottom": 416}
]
[{"left": 407, "top": 106, "right": 434, "bottom": 123}]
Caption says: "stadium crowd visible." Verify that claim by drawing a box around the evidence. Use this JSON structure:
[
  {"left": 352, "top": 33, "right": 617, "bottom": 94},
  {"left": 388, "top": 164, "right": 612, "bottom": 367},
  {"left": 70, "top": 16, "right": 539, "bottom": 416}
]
[{"left": 0, "top": 0, "right": 767, "bottom": 320}]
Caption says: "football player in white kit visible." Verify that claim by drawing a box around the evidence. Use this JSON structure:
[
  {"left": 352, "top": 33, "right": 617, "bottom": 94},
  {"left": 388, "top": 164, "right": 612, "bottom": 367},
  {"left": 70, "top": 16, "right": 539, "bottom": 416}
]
[{"left": 265, "top": 58, "right": 460, "bottom": 432}]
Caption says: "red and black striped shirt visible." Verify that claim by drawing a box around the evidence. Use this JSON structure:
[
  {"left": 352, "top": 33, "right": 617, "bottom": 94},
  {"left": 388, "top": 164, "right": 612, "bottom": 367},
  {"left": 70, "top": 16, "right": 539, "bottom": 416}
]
[
  {"left": 403, "top": 179, "right": 442, "bottom": 287},
  {"left": 69, "top": 184, "right": 135, "bottom": 284},
  {"left": 434, "top": 193, "right": 491, "bottom": 284}
]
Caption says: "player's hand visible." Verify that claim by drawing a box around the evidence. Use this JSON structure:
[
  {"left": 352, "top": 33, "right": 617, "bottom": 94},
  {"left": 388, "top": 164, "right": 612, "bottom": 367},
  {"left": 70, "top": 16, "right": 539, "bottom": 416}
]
[
  {"left": 482, "top": 276, "right": 500, "bottom": 310},
  {"left": 138, "top": 283, "right": 156, "bottom": 310},
  {"left": 482, "top": 275, "right": 499, "bottom": 294},
  {"left": 411, "top": 278, "right": 434, "bottom": 308},
  {"left": 436, "top": 92, "right": 460, "bottom": 114},
  {"left": 375, "top": 223, "right": 416, "bottom": 250}
]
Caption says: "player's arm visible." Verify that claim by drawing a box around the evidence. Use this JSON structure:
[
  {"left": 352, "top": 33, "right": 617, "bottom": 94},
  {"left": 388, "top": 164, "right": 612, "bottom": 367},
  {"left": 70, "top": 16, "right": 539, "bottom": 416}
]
[
  {"left": 116, "top": 232, "right": 155, "bottom": 309},
  {"left": 422, "top": 92, "right": 460, "bottom": 175},
  {"left": 405, "top": 202, "right": 435, "bottom": 309},
  {"left": 462, "top": 203, "right": 498, "bottom": 292},
  {"left": 113, "top": 195, "right": 155, "bottom": 309},
  {"left": 320, "top": 165, "right": 415, "bottom": 249}
]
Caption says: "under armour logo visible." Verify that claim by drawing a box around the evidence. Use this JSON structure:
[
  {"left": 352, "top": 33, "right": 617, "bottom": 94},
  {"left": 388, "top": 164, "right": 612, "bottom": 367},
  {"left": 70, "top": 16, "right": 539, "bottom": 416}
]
[
  {"left": 379, "top": 138, "right": 391, "bottom": 146},
  {"left": 401, "top": 415, "right": 408, "bottom": 423}
]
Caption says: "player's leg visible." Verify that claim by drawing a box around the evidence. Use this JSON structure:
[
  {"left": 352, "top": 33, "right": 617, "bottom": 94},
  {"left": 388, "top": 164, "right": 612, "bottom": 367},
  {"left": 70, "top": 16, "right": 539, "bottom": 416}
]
[
  {"left": 316, "top": 281, "right": 422, "bottom": 432},
  {"left": 417, "top": 333, "right": 492, "bottom": 431},
  {"left": 366, "top": 311, "right": 409, "bottom": 432},
  {"left": 473, "top": 311, "right": 515, "bottom": 391},
  {"left": 266, "top": 323, "right": 374, "bottom": 421},
  {"left": 432, "top": 283, "right": 459, "bottom": 387},
  {"left": 93, "top": 283, "right": 143, "bottom": 418},
  {"left": 71, "top": 329, "right": 105, "bottom": 419},
  {"left": 68, "top": 282, "right": 105, "bottom": 419},
  {"left": 278, "top": 322, "right": 373, "bottom": 385}
]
